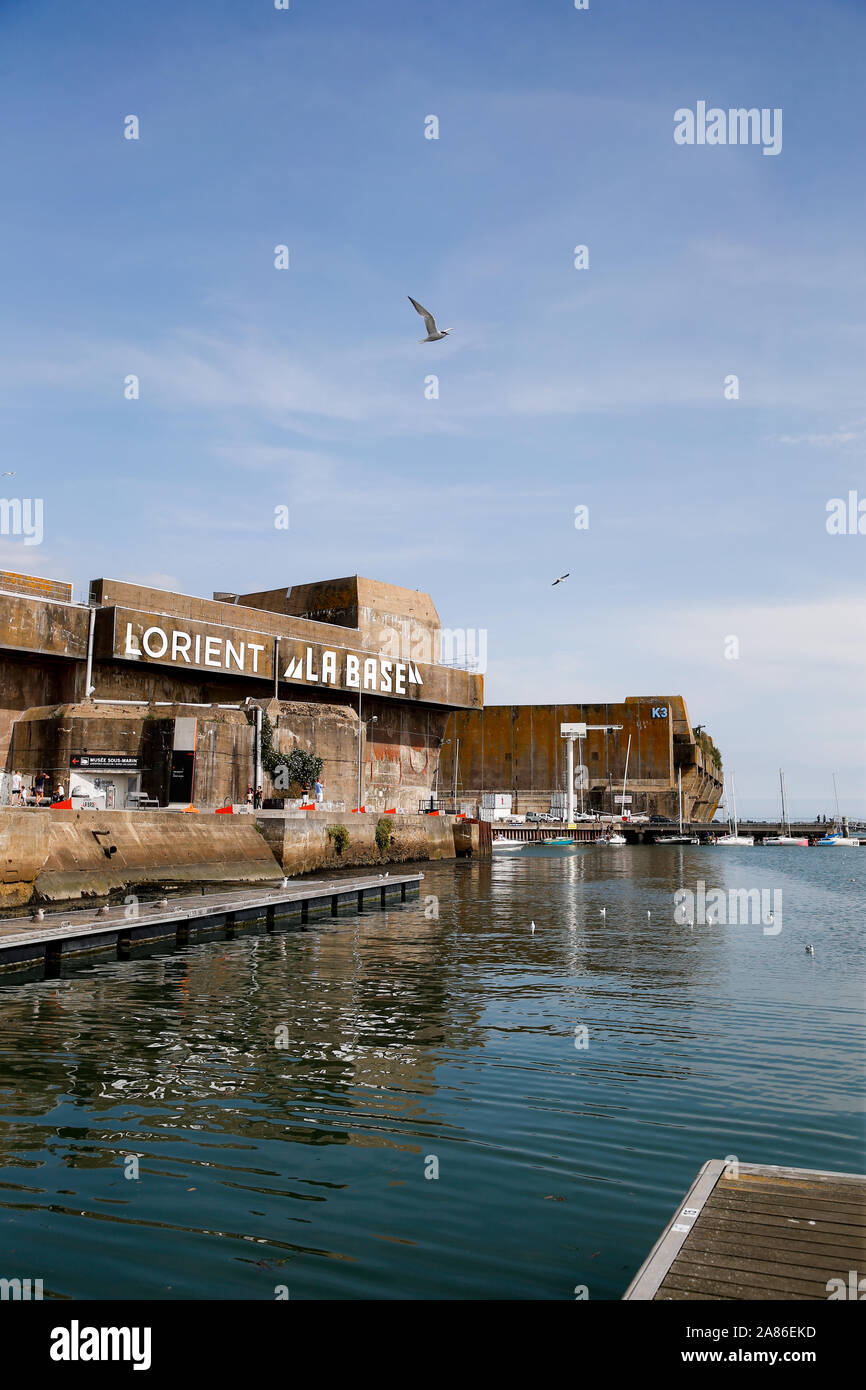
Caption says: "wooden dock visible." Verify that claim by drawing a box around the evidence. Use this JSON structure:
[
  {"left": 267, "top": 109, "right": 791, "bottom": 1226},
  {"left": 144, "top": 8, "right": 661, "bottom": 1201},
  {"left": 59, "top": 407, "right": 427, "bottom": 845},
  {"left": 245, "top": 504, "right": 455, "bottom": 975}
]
[
  {"left": 624, "top": 1159, "right": 866, "bottom": 1300},
  {"left": 0, "top": 872, "right": 421, "bottom": 982}
]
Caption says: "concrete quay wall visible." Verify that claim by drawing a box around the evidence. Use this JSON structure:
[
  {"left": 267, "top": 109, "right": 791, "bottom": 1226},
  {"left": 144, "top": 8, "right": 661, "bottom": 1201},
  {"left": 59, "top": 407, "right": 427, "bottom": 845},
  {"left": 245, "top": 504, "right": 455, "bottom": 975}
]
[
  {"left": 254, "top": 810, "right": 459, "bottom": 876},
  {"left": 0, "top": 808, "right": 473, "bottom": 909}
]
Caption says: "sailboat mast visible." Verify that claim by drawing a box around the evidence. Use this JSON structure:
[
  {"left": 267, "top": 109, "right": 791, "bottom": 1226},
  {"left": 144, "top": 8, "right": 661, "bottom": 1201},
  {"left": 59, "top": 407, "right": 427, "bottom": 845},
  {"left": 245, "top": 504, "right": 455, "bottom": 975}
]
[
  {"left": 621, "top": 735, "right": 631, "bottom": 818},
  {"left": 678, "top": 767, "right": 683, "bottom": 834},
  {"left": 731, "top": 773, "right": 739, "bottom": 838},
  {"left": 833, "top": 773, "right": 842, "bottom": 833},
  {"left": 779, "top": 769, "right": 786, "bottom": 835}
]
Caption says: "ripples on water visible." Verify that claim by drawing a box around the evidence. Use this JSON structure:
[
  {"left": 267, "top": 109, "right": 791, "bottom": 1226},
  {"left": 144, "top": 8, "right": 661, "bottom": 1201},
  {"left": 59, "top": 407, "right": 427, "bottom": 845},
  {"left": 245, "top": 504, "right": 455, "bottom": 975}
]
[{"left": 0, "top": 846, "right": 862, "bottom": 1299}]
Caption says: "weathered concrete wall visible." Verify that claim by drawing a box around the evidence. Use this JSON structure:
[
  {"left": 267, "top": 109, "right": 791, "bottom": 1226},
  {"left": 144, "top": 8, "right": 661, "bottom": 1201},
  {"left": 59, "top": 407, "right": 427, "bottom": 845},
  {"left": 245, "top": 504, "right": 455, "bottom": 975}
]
[
  {"left": 265, "top": 697, "right": 449, "bottom": 814},
  {"left": 0, "top": 807, "right": 283, "bottom": 907},
  {"left": 444, "top": 696, "right": 723, "bottom": 822},
  {"left": 8, "top": 696, "right": 450, "bottom": 815},
  {"left": 0, "top": 810, "right": 51, "bottom": 907},
  {"left": 0, "top": 805, "right": 470, "bottom": 909},
  {"left": 0, "top": 593, "right": 89, "bottom": 660},
  {"left": 256, "top": 811, "right": 456, "bottom": 876},
  {"left": 0, "top": 652, "right": 78, "bottom": 777}
]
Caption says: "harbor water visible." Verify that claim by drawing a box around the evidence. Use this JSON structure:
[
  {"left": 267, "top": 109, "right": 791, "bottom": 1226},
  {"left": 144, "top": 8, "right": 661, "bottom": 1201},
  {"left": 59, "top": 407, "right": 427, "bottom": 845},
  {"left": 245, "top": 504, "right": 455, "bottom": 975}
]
[{"left": 0, "top": 845, "right": 862, "bottom": 1300}]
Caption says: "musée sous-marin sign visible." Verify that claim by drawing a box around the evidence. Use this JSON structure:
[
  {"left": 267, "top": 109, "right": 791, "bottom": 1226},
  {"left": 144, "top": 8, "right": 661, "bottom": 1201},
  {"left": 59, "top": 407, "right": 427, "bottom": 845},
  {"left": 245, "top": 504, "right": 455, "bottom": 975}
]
[{"left": 106, "top": 608, "right": 432, "bottom": 699}]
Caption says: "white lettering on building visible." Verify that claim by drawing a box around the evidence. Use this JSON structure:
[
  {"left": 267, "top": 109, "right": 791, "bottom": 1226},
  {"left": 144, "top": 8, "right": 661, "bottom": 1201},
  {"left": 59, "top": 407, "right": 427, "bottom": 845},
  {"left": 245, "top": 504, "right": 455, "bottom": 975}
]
[
  {"left": 120, "top": 625, "right": 424, "bottom": 694},
  {"left": 283, "top": 647, "right": 423, "bottom": 695}
]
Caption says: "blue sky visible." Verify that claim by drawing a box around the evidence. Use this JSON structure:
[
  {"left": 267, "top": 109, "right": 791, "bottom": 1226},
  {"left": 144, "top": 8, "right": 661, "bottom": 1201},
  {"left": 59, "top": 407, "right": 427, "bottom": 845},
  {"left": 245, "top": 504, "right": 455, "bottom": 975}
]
[{"left": 0, "top": 0, "right": 863, "bottom": 815}]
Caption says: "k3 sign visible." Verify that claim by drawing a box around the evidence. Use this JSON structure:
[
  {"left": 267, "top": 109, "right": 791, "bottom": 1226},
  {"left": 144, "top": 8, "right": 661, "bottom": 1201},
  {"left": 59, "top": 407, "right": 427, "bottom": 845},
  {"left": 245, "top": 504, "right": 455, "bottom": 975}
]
[{"left": 651, "top": 706, "right": 668, "bottom": 718}]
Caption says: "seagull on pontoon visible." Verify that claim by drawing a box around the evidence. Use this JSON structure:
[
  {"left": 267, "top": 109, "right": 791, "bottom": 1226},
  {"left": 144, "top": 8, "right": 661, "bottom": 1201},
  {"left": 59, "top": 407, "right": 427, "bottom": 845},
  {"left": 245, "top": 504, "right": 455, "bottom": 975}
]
[
  {"left": 408, "top": 296, "right": 451, "bottom": 342},
  {"left": 552, "top": 573, "right": 570, "bottom": 586}
]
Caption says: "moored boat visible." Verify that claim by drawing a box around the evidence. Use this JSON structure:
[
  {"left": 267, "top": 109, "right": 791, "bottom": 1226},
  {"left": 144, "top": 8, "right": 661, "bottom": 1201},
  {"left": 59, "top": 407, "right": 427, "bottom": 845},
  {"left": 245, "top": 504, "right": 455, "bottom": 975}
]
[
  {"left": 765, "top": 770, "right": 809, "bottom": 845},
  {"left": 815, "top": 775, "right": 860, "bottom": 845},
  {"left": 714, "top": 772, "right": 754, "bottom": 846}
]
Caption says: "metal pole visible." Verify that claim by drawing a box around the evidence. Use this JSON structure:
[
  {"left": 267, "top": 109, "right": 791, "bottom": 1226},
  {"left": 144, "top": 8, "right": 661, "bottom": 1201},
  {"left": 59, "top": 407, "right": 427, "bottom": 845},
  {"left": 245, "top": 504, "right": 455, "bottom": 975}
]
[
  {"left": 84, "top": 605, "right": 96, "bottom": 699},
  {"left": 273, "top": 637, "right": 279, "bottom": 701},
  {"left": 453, "top": 738, "right": 459, "bottom": 808},
  {"left": 621, "top": 734, "right": 631, "bottom": 821},
  {"left": 578, "top": 734, "right": 584, "bottom": 816},
  {"left": 357, "top": 687, "right": 362, "bottom": 810},
  {"left": 254, "top": 706, "right": 263, "bottom": 800},
  {"left": 566, "top": 736, "right": 575, "bottom": 826}
]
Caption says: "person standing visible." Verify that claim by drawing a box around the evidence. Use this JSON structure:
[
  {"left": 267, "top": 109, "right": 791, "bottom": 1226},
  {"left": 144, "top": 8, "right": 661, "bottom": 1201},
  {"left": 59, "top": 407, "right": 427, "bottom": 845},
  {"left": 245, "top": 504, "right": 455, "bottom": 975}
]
[
  {"left": 254, "top": 785, "right": 263, "bottom": 809},
  {"left": 245, "top": 784, "right": 253, "bottom": 809},
  {"left": 11, "top": 770, "right": 22, "bottom": 804},
  {"left": 315, "top": 777, "right": 324, "bottom": 805}
]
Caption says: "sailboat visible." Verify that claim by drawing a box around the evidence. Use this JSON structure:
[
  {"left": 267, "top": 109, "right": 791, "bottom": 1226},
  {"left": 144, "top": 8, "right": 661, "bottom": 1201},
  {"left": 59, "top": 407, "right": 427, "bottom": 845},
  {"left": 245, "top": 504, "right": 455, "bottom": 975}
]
[
  {"left": 765, "top": 770, "right": 808, "bottom": 846},
  {"left": 816, "top": 775, "right": 860, "bottom": 846},
  {"left": 598, "top": 735, "right": 629, "bottom": 844},
  {"left": 714, "top": 772, "right": 754, "bottom": 846},
  {"left": 658, "top": 768, "right": 696, "bottom": 843}
]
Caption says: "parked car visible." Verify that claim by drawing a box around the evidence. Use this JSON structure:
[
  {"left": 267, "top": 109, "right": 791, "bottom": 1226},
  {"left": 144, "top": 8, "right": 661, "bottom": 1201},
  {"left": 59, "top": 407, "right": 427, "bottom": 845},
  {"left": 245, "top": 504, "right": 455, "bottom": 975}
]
[{"left": 649, "top": 815, "right": 674, "bottom": 825}]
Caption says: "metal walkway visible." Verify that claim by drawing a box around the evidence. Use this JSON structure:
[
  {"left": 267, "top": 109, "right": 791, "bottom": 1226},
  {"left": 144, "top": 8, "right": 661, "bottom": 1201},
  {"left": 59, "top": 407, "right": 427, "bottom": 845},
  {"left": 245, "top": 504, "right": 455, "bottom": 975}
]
[{"left": 0, "top": 872, "right": 421, "bottom": 980}]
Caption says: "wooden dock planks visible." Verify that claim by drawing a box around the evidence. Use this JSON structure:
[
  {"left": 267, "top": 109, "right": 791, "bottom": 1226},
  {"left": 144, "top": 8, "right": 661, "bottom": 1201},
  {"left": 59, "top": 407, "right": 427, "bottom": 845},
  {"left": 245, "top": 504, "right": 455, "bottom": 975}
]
[{"left": 624, "top": 1160, "right": 866, "bottom": 1300}]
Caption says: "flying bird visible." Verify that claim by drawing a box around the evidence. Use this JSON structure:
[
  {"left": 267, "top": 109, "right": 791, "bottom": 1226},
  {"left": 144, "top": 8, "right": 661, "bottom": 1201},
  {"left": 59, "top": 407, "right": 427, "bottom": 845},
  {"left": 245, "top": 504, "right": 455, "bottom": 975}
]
[
  {"left": 408, "top": 296, "right": 451, "bottom": 342},
  {"left": 552, "top": 573, "right": 570, "bottom": 586},
  {"left": 1, "top": 471, "right": 14, "bottom": 477}
]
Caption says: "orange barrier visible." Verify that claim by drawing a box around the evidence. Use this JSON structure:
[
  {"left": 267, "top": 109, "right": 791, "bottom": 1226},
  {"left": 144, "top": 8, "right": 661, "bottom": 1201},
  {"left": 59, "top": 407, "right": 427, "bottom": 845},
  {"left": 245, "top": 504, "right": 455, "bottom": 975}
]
[
  {"left": 182, "top": 804, "right": 200, "bottom": 814},
  {"left": 49, "top": 799, "right": 73, "bottom": 810},
  {"left": 215, "top": 805, "right": 233, "bottom": 815}
]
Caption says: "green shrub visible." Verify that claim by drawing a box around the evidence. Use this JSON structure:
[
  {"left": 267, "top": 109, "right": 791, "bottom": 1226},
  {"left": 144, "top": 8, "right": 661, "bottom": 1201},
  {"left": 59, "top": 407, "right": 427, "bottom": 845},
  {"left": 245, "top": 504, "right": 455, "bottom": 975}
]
[
  {"left": 375, "top": 816, "right": 392, "bottom": 856},
  {"left": 327, "top": 824, "right": 350, "bottom": 855},
  {"left": 261, "top": 713, "right": 323, "bottom": 790}
]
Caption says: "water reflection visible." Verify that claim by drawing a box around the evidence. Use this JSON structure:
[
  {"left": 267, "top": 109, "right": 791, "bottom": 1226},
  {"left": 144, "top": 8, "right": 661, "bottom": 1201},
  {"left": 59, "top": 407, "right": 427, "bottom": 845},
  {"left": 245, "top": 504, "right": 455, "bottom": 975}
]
[{"left": 0, "top": 846, "right": 861, "bottom": 1299}]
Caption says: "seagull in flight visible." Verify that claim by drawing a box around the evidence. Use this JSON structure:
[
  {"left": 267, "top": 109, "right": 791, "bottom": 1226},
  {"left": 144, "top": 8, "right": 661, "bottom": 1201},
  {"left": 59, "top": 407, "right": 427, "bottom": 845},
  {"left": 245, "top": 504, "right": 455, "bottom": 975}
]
[
  {"left": 552, "top": 572, "right": 570, "bottom": 586},
  {"left": 408, "top": 296, "right": 451, "bottom": 342},
  {"left": 1, "top": 471, "right": 14, "bottom": 477}
]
